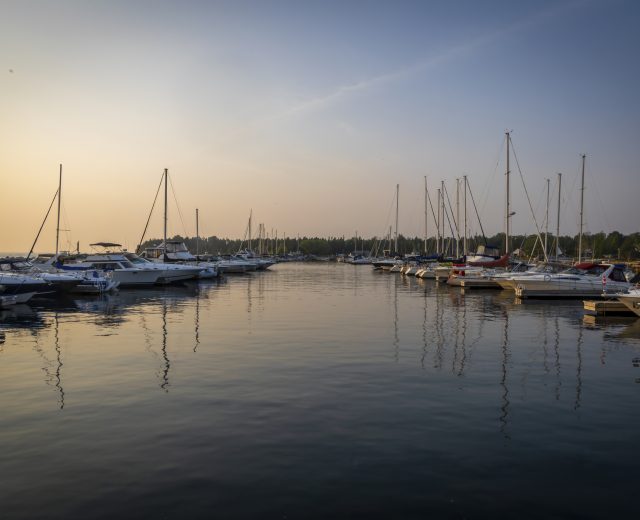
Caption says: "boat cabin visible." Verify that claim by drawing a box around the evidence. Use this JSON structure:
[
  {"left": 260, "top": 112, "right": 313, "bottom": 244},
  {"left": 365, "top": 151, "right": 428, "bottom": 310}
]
[{"left": 143, "top": 241, "right": 196, "bottom": 262}]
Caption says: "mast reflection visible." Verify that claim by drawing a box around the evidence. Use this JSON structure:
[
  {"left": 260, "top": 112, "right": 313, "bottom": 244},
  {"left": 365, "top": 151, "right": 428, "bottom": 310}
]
[
  {"left": 421, "top": 282, "right": 429, "bottom": 370},
  {"left": 554, "top": 315, "right": 561, "bottom": 401},
  {"left": 54, "top": 312, "right": 65, "bottom": 409},
  {"left": 393, "top": 275, "right": 399, "bottom": 362},
  {"left": 575, "top": 323, "right": 583, "bottom": 410},
  {"left": 160, "top": 299, "right": 170, "bottom": 392},
  {"left": 500, "top": 308, "right": 511, "bottom": 440},
  {"left": 193, "top": 288, "right": 200, "bottom": 352}
]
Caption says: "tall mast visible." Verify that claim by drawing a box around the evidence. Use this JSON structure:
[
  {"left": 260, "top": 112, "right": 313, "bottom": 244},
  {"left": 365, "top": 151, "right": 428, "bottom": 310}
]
[
  {"left": 248, "top": 210, "right": 252, "bottom": 252},
  {"left": 440, "top": 180, "right": 445, "bottom": 254},
  {"left": 424, "top": 176, "right": 428, "bottom": 254},
  {"left": 55, "top": 164, "right": 62, "bottom": 256},
  {"left": 196, "top": 208, "right": 199, "bottom": 257},
  {"left": 463, "top": 175, "right": 468, "bottom": 256},
  {"left": 556, "top": 172, "right": 562, "bottom": 260},
  {"left": 436, "top": 188, "right": 441, "bottom": 255},
  {"left": 163, "top": 168, "right": 168, "bottom": 259},
  {"left": 505, "top": 132, "right": 511, "bottom": 255},
  {"left": 394, "top": 184, "right": 399, "bottom": 254},
  {"left": 456, "top": 178, "right": 460, "bottom": 258},
  {"left": 545, "top": 179, "right": 550, "bottom": 260},
  {"left": 578, "top": 154, "right": 586, "bottom": 263}
]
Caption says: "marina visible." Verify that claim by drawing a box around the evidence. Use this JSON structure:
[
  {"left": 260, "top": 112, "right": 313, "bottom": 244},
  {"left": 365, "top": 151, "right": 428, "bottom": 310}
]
[
  {"left": 3, "top": 1, "right": 640, "bottom": 518},
  {"left": 1, "top": 262, "right": 640, "bottom": 518}
]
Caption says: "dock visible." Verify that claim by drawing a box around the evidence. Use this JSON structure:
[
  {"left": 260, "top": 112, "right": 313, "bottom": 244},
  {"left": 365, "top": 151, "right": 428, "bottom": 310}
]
[
  {"left": 583, "top": 300, "right": 635, "bottom": 316},
  {"left": 460, "top": 279, "right": 501, "bottom": 289}
]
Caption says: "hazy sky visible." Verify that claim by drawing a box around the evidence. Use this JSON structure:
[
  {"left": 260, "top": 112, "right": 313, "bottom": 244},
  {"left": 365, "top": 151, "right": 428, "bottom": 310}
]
[{"left": 1, "top": 0, "right": 639, "bottom": 252}]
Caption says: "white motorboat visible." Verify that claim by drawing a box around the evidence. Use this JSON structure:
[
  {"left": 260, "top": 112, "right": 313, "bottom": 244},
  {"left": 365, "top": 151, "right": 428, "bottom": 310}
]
[
  {"left": 141, "top": 242, "right": 218, "bottom": 279},
  {"left": 617, "top": 287, "right": 640, "bottom": 317},
  {"left": 60, "top": 246, "right": 164, "bottom": 287},
  {"left": 125, "top": 252, "right": 204, "bottom": 283},
  {"left": 1, "top": 257, "right": 81, "bottom": 294},
  {"left": 235, "top": 250, "right": 275, "bottom": 270},
  {"left": 372, "top": 258, "right": 402, "bottom": 271},
  {"left": 31, "top": 254, "right": 119, "bottom": 293},
  {"left": 0, "top": 272, "right": 51, "bottom": 297},
  {"left": 514, "top": 263, "right": 631, "bottom": 299},
  {"left": 446, "top": 266, "right": 486, "bottom": 287},
  {"left": 415, "top": 266, "right": 436, "bottom": 279},
  {"left": 493, "top": 263, "right": 562, "bottom": 291}
]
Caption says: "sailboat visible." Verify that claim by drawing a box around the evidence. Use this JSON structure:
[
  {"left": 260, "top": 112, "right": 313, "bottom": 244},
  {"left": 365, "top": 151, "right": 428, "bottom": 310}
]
[
  {"left": 138, "top": 169, "right": 212, "bottom": 279},
  {"left": 22, "top": 165, "right": 119, "bottom": 294},
  {"left": 511, "top": 155, "right": 631, "bottom": 298},
  {"left": 465, "top": 135, "right": 513, "bottom": 268}
]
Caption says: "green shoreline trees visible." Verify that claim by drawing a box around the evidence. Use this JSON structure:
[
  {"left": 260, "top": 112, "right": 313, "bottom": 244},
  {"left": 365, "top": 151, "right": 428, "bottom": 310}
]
[{"left": 140, "top": 231, "right": 640, "bottom": 260}]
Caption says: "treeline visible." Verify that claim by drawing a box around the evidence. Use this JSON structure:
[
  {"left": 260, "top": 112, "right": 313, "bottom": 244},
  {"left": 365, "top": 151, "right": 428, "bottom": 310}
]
[{"left": 140, "top": 231, "right": 640, "bottom": 260}]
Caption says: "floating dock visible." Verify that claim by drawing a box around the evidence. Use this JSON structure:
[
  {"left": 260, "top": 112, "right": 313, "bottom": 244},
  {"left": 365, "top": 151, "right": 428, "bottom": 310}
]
[{"left": 583, "top": 300, "right": 635, "bottom": 316}]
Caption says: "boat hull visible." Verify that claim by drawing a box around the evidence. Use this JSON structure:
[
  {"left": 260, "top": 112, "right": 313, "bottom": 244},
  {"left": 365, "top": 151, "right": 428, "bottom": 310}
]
[
  {"left": 515, "top": 277, "right": 630, "bottom": 299},
  {"left": 617, "top": 294, "right": 640, "bottom": 317}
]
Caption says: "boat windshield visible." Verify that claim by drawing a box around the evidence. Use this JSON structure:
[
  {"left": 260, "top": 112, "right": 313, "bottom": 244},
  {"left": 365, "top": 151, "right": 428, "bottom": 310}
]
[{"left": 126, "top": 255, "right": 149, "bottom": 264}]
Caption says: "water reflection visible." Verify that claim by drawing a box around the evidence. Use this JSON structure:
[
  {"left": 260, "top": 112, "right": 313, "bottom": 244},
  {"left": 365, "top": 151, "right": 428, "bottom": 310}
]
[
  {"left": 30, "top": 315, "right": 65, "bottom": 409},
  {"left": 0, "top": 265, "right": 638, "bottom": 416},
  {"left": 160, "top": 299, "right": 170, "bottom": 392},
  {"left": 500, "top": 307, "right": 511, "bottom": 440},
  {"left": 554, "top": 315, "right": 562, "bottom": 401},
  {"left": 393, "top": 275, "right": 399, "bottom": 362},
  {"left": 575, "top": 324, "right": 583, "bottom": 410},
  {"left": 193, "top": 288, "right": 200, "bottom": 352}
]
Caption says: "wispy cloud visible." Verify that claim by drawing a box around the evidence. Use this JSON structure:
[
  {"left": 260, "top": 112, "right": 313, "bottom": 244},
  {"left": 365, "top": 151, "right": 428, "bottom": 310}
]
[{"left": 278, "top": 0, "right": 586, "bottom": 118}]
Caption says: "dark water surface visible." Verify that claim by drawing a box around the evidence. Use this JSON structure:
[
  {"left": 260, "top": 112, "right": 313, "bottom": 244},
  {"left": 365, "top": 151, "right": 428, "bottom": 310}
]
[{"left": 1, "top": 263, "right": 639, "bottom": 519}]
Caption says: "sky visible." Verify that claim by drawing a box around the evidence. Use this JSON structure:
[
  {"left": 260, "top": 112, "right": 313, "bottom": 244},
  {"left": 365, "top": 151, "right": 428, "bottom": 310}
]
[{"left": 1, "top": 0, "right": 639, "bottom": 253}]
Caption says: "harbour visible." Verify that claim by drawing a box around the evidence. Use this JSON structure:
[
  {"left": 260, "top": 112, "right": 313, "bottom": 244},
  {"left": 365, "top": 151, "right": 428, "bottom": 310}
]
[
  {"left": 3, "top": 1, "right": 640, "bottom": 517},
  {"left": 1, "top": 262, "right": 639, "bottom": 519}
]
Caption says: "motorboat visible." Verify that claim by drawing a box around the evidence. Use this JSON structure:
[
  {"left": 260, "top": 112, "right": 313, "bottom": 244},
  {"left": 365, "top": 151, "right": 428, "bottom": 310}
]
[
  {"left": 31, "top": 254, "right": 119, "bottom": 293},
  {"left": 125, "top": 252, "right": 205, "bottom": 283},
  {"left": 235, "top": 250, "right": 275, "bottom": 270},
  {"left": 142, "top": 241, "right": 218, "bottom": 278},
  {"left": 616, "top": 287, "right": 640, "bottom": 317},
  {"left": 372, "top": 258, "right": 402, "bottom": 271},
  {"left": 416, "top": 266, "right": 437, "bottom": 279},
  {"left": 58, "top": 245, "right": 164, "bottom": 287},
  {"left": 0, "top": 272, "right": 51, "bottom": 299},
  {"left": 0, "top": 257, "right": 81, "bottom": 294},
  {"left": 513, "top": 263, "right": 631, "bottom": 299},
  {"left": 493, "top": 263, "right": 562, "bottom": 291},
  {"left": 446, "top": 266, "right": 487, "bottom": 287}
]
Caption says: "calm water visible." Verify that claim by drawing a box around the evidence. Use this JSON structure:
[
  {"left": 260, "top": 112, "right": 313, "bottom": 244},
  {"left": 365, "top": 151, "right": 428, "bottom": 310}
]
[{"left": 1, "top": 263, "right": 639, "bottom": 519}]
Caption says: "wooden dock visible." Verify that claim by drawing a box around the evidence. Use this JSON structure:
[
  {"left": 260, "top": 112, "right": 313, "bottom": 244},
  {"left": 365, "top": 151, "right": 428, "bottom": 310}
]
[{"left": 583, "top": 300, "right": 635, "bottom": 316}]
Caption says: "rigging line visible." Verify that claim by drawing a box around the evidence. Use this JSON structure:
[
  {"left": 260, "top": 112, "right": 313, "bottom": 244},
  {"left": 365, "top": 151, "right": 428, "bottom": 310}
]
[
  {"left": 26, "top": 189, "right": 59, "bottom": 261},
  {"left": 61, "top": 201, "right": 72, "bottom": 252},
  {"left": 465, "top": 177, "right": 488, "bottom": 245},
  {"left": 480, "top": 135, "right": 506, "bottom": 216},
  {"left": 427, "top": 188, "right": 438, "bottom": 231},
  {"left": 509, "top": 137, "right": 549, "bottom": 262},
  {"left": 442, "top": 183, "right": 460, "bottom": 239},
  {"left": 137, "top": 172, "right": 164, "bottom": 252},
  {"left": 169, "top": 176, "right": 188, "bottom": 239},
  {"left": 585, "top": 163, "right": 612, "bottom": 231},
  {"left": 564, "top": 165, "right": 581, "bottom": 227},
  {"left": 442, "top": 191, "right": 457, "bottom": 244},
  {"left": 379, "top": 187, "right": 397, "bottom": 238}
]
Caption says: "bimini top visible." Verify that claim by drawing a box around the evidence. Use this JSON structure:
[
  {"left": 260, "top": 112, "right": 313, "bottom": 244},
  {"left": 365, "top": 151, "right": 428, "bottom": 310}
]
[{"left": 90, "top": 242, "right": 122, "bottom": 248}]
